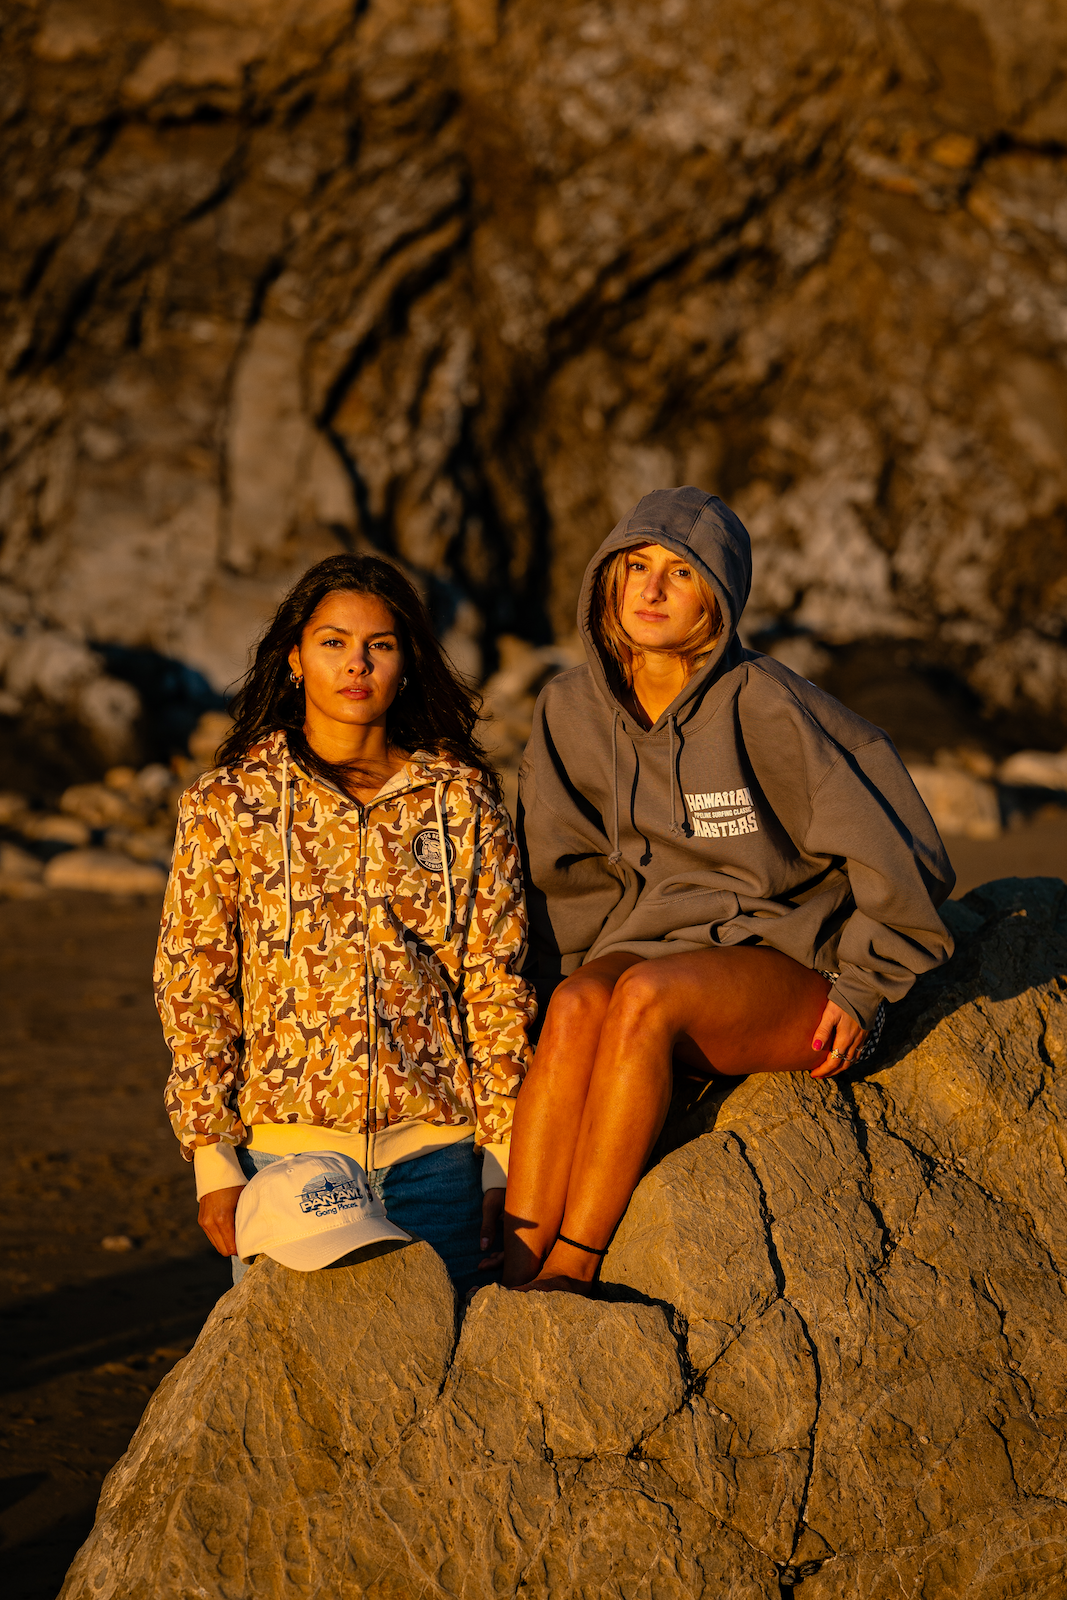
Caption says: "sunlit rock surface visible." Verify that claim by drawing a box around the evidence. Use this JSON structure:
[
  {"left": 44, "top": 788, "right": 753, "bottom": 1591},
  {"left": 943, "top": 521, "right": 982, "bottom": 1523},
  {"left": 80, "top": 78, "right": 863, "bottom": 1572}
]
[
  {"left": 60, "top": 877, "right": 1067, "bottom": 1597},
  {"left": 3, "top": 0, "right": 1067, "bottom": 767}
]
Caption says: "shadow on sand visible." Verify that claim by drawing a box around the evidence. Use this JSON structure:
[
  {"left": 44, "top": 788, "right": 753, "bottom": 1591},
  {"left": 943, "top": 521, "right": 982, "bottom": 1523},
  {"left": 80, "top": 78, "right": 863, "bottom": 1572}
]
[{"left": 1, "top": 1250, "right": 231, "bottom": 1600}]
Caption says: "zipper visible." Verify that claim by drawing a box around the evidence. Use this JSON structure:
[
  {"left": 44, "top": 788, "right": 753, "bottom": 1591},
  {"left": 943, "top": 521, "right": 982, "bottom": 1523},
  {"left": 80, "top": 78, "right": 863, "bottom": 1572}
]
[
  {"left": 358, "top": 802, "right": 374, "bottom": 1175},
  {"left": 356, "top": 768, "right": 454, "bottom": 1172}
]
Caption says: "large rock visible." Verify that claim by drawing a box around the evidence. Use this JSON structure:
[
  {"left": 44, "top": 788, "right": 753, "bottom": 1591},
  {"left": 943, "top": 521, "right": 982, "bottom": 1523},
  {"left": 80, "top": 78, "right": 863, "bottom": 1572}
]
[
  {"left": 4, "top": 1, "right": 1067, "bottom": 757},
  {"left": 60, "top": 1240, "right": 460, "bottom": 1599},
  {"left": 612, "top": 875, "right": 1067, "bottom": 1594},
  {"left": 59, "top": 1239, "right": 777, "bottom": 1598},
  {"left": 60, "top": 877, "right": 1067, "bottom": 1597}
]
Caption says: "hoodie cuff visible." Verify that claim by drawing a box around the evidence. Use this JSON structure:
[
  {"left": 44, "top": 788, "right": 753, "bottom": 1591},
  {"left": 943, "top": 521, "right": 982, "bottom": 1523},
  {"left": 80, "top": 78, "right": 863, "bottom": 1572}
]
[
  {"left": 827, "top": 980, "right": 881, "bottom": 1032},
  {"left": 193, "top": 1142, "right": 248, "bottom": 1199},
  {"left": 481, "top": 1142, "right": 510, "bottom": 1192}
]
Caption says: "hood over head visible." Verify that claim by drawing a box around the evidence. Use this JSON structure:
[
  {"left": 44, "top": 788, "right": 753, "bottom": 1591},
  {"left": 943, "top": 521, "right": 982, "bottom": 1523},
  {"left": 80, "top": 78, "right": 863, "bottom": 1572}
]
[{"left": 577, "top": 486, "right": 752, "bottom": 725}]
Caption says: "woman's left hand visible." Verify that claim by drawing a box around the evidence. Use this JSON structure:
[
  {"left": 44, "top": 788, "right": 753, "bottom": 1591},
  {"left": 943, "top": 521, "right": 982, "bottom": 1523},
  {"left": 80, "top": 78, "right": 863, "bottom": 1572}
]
[
  {"left": 478, "top": 1186, "right": 506, "bottom": 1271},
  {"left": 810, "top": 1000, "right": 868, "bottom": 1079}
]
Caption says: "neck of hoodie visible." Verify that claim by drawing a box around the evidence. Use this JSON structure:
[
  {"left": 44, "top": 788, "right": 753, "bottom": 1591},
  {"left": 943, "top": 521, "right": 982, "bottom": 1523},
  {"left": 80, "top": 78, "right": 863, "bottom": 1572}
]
[
  {"left": 600, "top": 631, "right": 744, "bottom": 737},
  {"left": 628, "top": 648, "right": 692, "bottom": 728},
  {"left": 594, "top": 633, "right": 746, "bottom": 864}
]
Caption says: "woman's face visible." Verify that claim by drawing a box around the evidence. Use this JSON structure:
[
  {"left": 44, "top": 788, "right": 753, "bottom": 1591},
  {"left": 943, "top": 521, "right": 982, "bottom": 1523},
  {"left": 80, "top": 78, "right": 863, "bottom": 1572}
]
[
  {"left": 618, "top": 543, "right": 707, "bottom": 653},
  {"left": 288, "top": 590, "right": 405, "bottom": 734}
]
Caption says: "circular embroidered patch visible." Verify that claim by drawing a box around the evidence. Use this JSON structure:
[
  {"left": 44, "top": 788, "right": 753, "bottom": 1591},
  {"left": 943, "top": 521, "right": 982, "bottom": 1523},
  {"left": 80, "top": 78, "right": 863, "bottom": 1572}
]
[{"left": 412, "top": 828, "right": 455, "bottom": 871}]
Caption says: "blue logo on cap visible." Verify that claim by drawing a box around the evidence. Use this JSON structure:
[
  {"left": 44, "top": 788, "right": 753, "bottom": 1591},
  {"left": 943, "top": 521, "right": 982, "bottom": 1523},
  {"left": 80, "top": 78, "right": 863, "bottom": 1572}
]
[{"left": 298, "top": 1173, "right": 367, "bottom": 1217}]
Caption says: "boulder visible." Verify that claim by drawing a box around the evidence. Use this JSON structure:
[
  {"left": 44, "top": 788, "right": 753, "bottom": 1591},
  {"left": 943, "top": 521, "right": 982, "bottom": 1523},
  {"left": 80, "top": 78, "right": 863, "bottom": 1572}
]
[
  {"left": 60, "top": 780, "right": 145, "bottom": 830},
  {"left": 0, "top": 791, "right": 30, "bottom": 828},
  {"left": 999, "top": 748, "right": 1067, "bottom": 792},
  {"left": 60, "top": 878, "right": 1067, "bottom": 1598},
  {"left": 43, "top": 848, "right": 166, "bottom": 894},
  {"left": 906, "top": 764, "right": 1002, "bottom": 840},
  {"left": 18, "top": 812, "right": 92, "bottom": 847},
  {"left": 0, "top": 840, "right": 47, "bottom": 899}
]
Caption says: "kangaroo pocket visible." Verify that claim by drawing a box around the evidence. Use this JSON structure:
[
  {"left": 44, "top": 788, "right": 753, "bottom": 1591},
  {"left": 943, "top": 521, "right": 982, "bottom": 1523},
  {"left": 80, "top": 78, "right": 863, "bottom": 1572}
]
[
  {"left": 599, "top": 884, "right": 742, "bottom": 945},
  {"left": 715, "top": 893, "right": 843, "bottom": 960},
  {"left": 371, "top": 939, "right": 470, "bottom": 1126}
]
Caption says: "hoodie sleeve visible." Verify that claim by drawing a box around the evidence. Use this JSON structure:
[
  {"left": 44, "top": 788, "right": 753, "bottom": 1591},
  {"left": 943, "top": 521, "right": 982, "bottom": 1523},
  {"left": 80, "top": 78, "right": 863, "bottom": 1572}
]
[
  {"left": 460, "top": 799, "right": 537, "bottom": 1160},
  {"left": 517, "top": 705, "right": 632, "bottom": 983},
  {"left": 155, "top": 784, "right": 248, "bottom": 1167},
  {"left": 800, "top": 738, "right": 955, "bottom": 1027}
]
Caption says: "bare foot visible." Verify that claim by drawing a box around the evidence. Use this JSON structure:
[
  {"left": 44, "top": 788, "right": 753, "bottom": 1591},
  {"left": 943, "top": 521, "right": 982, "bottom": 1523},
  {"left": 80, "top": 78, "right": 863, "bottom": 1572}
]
[{"left": 510, "top": 1273, "right": 596, "bottom": 1297}]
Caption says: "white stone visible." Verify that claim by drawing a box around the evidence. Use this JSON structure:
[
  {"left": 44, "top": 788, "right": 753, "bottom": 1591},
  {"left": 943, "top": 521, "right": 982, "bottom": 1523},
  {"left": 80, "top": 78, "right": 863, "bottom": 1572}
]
[
  {"left": 43, "top": 849, "right": 166, "bottom": 894},
  {"left": 998, "top": 748, "right": 1067, "bottom": 790},
  {"left": 907, "top": 765, "right": 1002, "bottom": 840},
  {"left": 19, "top": 813, "right": 92, "bottom": 847},
  {"left": 61, "top": 783, "right": 141, "bottom": 829}
]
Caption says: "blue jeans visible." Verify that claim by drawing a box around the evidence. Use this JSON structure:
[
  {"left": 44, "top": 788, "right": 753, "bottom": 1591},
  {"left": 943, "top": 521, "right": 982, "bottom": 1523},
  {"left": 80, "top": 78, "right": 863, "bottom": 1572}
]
[{"left": 231, "top": 1137, "right": 493, "bottom": 1295}]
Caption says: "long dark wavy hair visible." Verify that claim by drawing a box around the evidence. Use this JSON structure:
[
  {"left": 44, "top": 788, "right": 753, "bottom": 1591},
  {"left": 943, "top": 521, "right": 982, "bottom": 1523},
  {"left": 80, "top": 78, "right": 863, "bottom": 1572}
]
[{"left": 216, "top": 555, "right": 499, "bottom": 800}]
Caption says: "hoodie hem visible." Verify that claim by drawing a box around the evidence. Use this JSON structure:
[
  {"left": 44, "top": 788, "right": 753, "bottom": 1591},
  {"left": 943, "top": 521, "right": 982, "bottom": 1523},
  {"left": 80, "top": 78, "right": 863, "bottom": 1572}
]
[{"left": 193, "top": 1122, "right": 510, "bottom": 1197}]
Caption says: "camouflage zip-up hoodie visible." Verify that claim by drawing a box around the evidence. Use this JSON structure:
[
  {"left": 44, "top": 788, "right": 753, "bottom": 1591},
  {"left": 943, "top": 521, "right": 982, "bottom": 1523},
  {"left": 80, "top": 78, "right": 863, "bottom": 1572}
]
[{"left": 156, "top": 731, "right": 534, "bottom": 1188}]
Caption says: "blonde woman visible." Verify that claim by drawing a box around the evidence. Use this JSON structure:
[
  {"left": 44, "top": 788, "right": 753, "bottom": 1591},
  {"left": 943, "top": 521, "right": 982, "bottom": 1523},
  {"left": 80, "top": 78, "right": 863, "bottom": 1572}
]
[{"left": 504, "top": 487, "right": 954, "bottom": 1294}]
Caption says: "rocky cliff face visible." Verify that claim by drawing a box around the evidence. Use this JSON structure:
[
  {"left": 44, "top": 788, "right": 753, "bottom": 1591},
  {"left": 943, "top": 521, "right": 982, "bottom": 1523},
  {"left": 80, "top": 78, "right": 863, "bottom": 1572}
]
[
  {"left": 59, "top": 876, "right": 1067, "bottom": 1598},
  {"left": 4, "top": 0, "right": 1067, "bottom": 778}
]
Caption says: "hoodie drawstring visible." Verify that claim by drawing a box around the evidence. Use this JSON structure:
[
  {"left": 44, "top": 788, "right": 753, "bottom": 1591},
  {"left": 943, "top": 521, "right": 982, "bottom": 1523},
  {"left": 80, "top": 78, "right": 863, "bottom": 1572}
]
[
  {"left": 608, "top": 708, "right": 622, "bottom": 865},
  {"left": 280, "top": 754, "right": 294, "bottom": 957},
  {"left": 668, "top": 714, "right": 687, "bottom": 837},
  {"left": 434, "top": 779, "right": 454, "bottom": 936},
  {"left": 609, "top": 707, "right": 688, "bottom": 858}
]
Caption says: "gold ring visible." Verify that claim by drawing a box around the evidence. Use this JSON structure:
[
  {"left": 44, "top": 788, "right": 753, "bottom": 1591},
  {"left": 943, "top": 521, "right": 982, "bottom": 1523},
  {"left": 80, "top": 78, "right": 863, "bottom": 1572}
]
[{"left": 829, "top": 1048, "right": 845, "bottom": 1060}]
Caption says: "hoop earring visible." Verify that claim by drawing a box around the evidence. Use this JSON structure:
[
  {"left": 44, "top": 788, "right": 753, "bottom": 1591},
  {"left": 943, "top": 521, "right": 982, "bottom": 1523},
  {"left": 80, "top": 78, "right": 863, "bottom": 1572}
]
[
  {"left": 400, "top": 676, "right": 408, "bottom": 690},
  {"left": 290, "top": 669, "right": 303, "bottom": 687}
]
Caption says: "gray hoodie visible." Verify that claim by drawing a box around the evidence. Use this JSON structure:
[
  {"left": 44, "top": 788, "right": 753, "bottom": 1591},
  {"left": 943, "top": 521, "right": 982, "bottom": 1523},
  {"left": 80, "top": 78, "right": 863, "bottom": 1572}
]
[{"left": 517, "top": 486, "right": 954, "bottom": 1029}]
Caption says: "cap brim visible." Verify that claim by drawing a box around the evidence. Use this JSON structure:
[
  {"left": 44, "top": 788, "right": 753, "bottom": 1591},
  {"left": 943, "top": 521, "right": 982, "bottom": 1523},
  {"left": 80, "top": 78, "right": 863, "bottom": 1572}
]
[{"left": 266, "top": 1215, "right": 411, "bottom": 1272}]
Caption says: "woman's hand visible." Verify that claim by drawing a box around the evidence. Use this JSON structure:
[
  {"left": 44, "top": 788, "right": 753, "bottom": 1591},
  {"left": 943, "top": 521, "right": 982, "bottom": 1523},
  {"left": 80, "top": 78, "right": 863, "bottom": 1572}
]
[
  {"left": 197, "top": 1185, "right": 245, "bottom": 1256},
  {"left": 810, "top": 1000, "right": 868, "bottom": 1079},
  {"left": 478, "top": 1186, "right": 506, "bottom": 1271}
]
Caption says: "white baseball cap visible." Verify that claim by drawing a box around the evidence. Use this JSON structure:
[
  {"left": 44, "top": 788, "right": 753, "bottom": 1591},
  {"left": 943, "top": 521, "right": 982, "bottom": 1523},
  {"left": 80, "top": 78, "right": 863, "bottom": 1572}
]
[{"left": 235, "top": 1151, "right": 410, "bottom": 1271}]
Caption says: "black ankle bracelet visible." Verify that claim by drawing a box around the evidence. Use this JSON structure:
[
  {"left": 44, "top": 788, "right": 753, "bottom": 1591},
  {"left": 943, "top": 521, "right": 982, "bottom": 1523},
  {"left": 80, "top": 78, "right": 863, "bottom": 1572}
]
[{"left": 556, "top": 1233, "right": 608, "bottom": 1257}]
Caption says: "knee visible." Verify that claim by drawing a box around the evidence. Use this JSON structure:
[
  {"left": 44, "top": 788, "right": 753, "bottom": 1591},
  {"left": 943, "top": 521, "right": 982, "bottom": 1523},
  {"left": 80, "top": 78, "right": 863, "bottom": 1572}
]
[
  {"left": 609, "top": 964, "right": 671, "bottom": 1028},
  {"left": 544, "top": 971, "right": 613, "bottom": 1033}
]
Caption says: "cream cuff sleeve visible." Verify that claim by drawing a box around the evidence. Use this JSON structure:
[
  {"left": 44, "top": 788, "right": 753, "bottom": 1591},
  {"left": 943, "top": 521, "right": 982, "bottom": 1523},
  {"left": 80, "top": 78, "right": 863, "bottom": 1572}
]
[
  {"left": 193, "top": 1142, "right": 248, "bottom": 1199},
  {"left": 481, "top": 1142, "right": 510, "bottom": 1191}
]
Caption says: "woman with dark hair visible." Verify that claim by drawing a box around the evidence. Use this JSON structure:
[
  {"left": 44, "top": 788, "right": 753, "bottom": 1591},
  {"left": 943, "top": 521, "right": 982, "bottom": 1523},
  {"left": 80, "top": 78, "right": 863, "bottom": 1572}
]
[
  {"left": 156, "top": 555, "right": 534, "bottom": 1293},
  {"left": 504, "top": 487, "right": 955, "bottom": 1295}
]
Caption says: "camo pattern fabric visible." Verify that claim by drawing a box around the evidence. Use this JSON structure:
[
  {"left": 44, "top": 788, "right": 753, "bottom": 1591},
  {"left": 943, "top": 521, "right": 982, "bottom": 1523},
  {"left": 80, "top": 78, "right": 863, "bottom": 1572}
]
[{"left": 155, "top": 731, "right": 536, "bottom": 1165}]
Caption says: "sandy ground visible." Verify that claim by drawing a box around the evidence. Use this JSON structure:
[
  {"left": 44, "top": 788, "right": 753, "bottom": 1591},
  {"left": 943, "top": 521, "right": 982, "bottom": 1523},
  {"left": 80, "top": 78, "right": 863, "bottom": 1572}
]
[
  {"left": 0, "top": 892, "right": 230, "bottom": 1600},
  {"left": 3, "top": 817, "right": 1067, "bottom": 1598}
]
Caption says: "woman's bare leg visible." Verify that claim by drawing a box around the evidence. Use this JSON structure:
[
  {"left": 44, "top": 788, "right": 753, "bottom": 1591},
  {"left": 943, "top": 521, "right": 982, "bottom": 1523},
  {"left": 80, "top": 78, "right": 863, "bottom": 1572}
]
[
  {"left": 514, "top": 946, "right": 833, "bottom": 1295},
  {"left": 502, "top": 953, "right": 639, "bottom": 1286}
]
